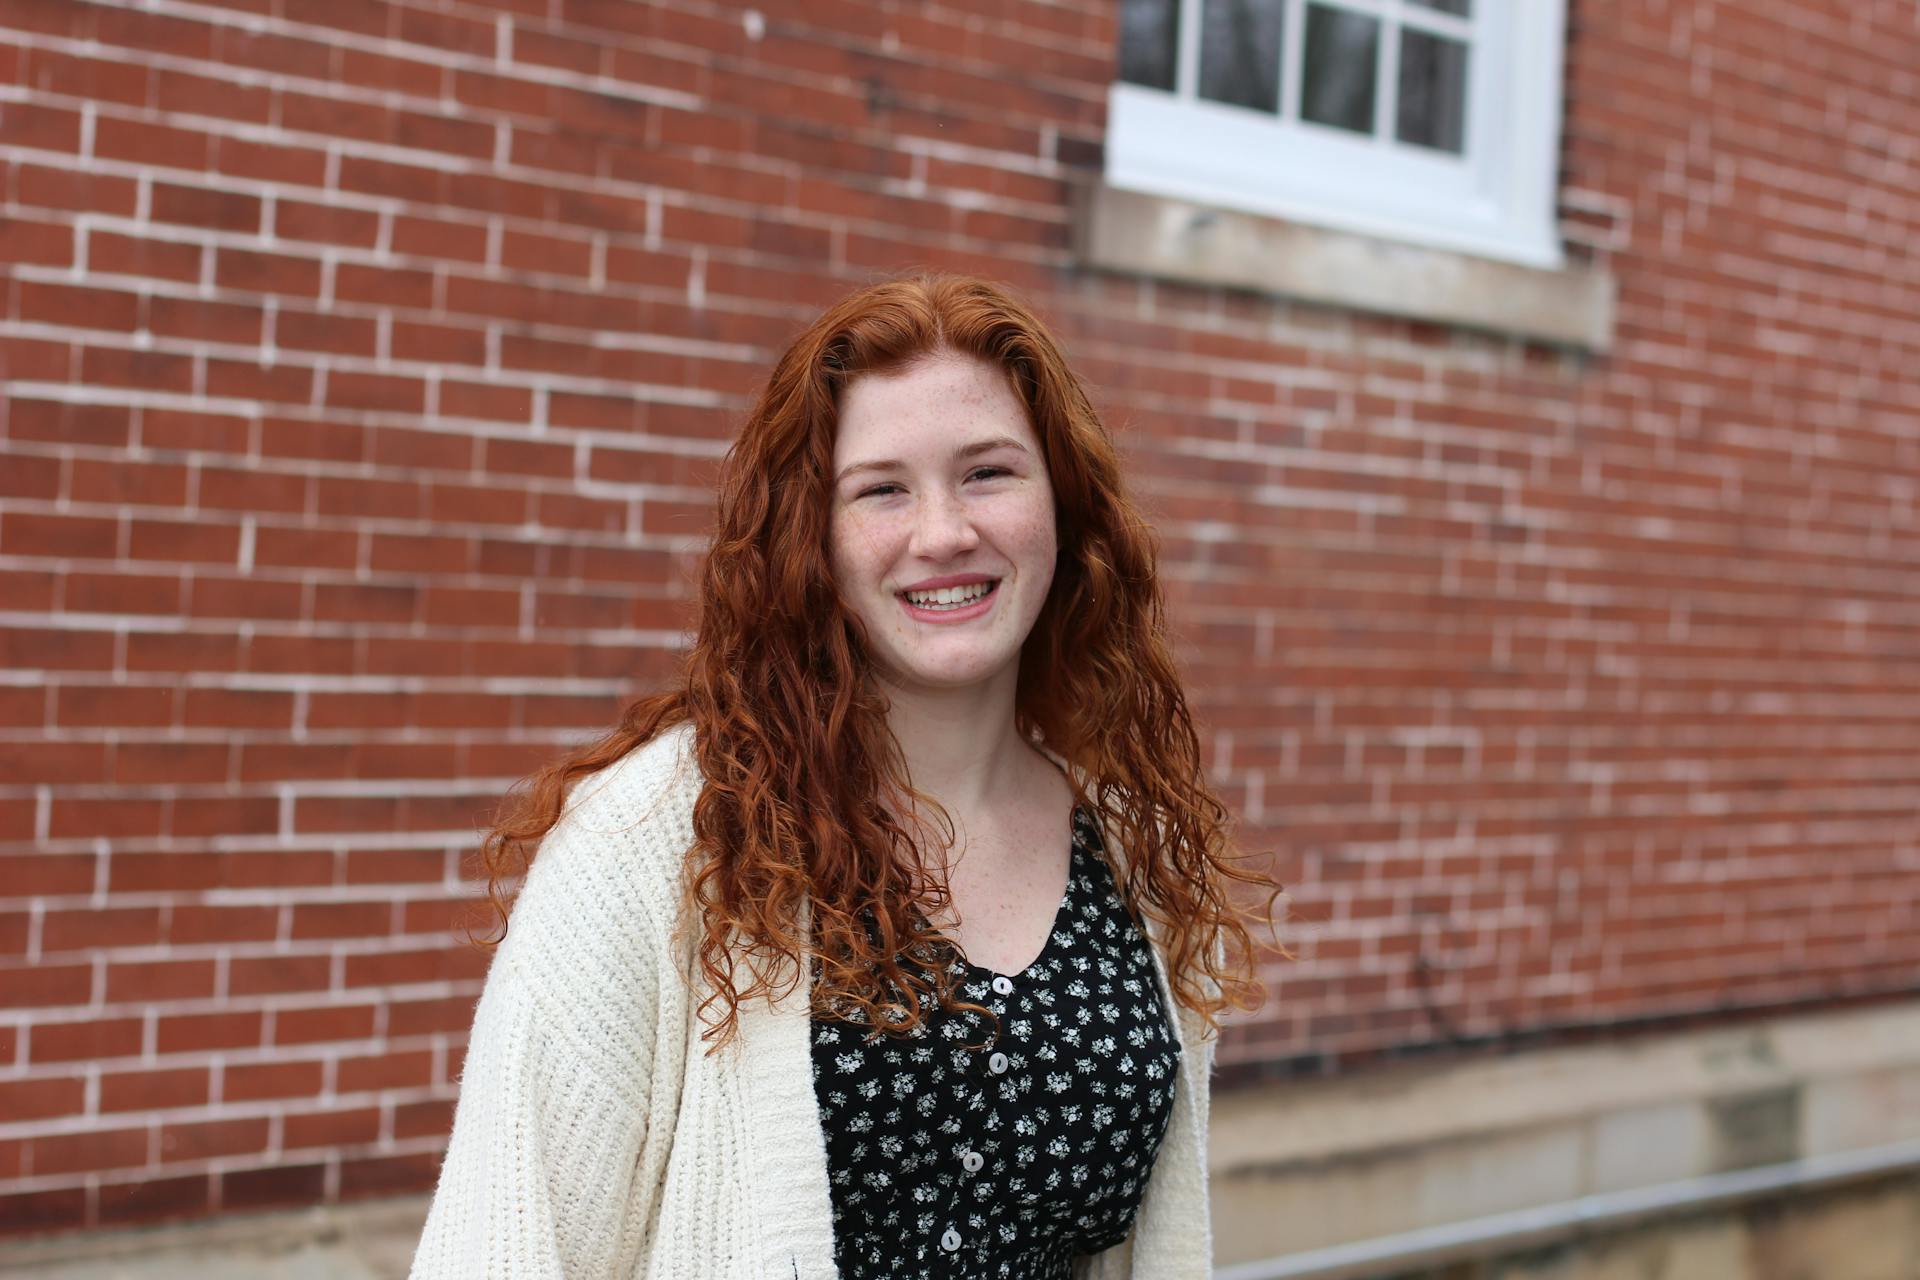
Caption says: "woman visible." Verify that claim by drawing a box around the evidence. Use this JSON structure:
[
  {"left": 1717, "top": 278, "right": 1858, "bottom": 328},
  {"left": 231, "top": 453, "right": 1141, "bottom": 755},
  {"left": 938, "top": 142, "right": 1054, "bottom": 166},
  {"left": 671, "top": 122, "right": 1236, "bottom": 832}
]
[{"left": 410, "top": 272, "right": 1273, "bottom": 1279}]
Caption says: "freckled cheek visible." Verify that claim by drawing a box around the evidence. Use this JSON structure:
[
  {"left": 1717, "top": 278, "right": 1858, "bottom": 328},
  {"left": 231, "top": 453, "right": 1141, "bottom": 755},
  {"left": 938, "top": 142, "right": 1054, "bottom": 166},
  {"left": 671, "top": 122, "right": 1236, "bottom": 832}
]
[{"left": 830, "top": 512, "right": 903, "bottom": 584}]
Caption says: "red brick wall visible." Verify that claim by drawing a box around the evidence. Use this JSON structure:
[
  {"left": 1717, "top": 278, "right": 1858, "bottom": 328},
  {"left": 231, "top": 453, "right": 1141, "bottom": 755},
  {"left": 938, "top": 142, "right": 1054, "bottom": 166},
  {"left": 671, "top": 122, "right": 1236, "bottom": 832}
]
[{"left": 1, "top": 0, "right": 1916, "bottom": 1239}]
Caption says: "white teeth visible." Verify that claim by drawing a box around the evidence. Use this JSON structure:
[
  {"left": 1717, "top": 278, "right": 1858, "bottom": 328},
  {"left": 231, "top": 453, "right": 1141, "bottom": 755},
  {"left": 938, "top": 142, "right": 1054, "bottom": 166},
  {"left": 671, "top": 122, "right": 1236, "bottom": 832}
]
[{"left": 903, "top": 581, "right": 993, "bottom": 608}]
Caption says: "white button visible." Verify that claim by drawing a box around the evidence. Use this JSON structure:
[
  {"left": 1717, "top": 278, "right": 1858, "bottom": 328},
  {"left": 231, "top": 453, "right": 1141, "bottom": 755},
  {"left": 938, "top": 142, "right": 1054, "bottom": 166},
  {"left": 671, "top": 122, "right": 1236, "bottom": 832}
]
[
  {"left": 988, "top": 1051, "right": 1008, "bottom": 1074},
  {"left": 961, "top": 1150, "right": 984, "bottom": 1173},
  {"left": 991, "top": 976, "right": 1014, "bottom": 995},
  {"left": 940, "top": 1227, "right": 962, "bottom": 1252}
]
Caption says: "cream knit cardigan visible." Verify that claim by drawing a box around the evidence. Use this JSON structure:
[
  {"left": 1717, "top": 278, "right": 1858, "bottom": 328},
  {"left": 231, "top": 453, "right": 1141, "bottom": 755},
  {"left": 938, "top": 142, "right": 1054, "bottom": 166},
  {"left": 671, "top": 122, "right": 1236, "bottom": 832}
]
[{"left": 409, "top": 721, "right": 1215, "bottom": 1279}]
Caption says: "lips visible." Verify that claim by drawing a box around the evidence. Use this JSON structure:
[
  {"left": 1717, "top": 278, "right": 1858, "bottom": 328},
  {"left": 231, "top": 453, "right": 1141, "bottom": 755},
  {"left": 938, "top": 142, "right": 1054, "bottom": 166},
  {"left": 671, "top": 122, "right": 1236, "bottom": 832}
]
[
  {"left": 897, "top": 579, "right": 999, "bottom": 619},
  {"left": 898, "top": 579, "right": 997, "bottom": 607}
]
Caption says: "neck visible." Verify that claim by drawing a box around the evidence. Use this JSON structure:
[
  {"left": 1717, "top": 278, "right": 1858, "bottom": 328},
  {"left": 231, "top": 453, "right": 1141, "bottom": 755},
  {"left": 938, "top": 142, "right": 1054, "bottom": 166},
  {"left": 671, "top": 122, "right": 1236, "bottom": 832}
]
[{"left": 876, "top": 665, "right": 1034, "bottom": 819}]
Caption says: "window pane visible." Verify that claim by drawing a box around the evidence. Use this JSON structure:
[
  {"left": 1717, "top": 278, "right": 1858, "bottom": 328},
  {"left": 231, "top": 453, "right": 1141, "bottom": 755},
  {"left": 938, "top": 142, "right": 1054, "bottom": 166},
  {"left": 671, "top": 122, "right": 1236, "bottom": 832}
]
[
  {"left": 1300, "top": 4, "right": 1379, "bottom": 135},
  {"left": 1119, "top": 0, "right": 1180, "bottom": 91},
  {"left": 1407, "top": 0, "right": 1470, "bottom": 14},
  {"left": 1397, "top": 28, "right": 1468, "bottom": 153},
  {"left": 1199, "top": 0, "right": 1283, "bottom": 114}
]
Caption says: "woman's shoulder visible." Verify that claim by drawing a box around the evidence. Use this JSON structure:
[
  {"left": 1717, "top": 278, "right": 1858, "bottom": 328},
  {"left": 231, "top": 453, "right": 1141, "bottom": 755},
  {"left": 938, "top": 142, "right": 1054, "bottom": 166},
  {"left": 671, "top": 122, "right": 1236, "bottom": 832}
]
[
  {"left": 555, "top": 719, "right": 701, "bottom": 844},
  {"left": 507, "top": 721, "right": 703, "bottom": 953}
]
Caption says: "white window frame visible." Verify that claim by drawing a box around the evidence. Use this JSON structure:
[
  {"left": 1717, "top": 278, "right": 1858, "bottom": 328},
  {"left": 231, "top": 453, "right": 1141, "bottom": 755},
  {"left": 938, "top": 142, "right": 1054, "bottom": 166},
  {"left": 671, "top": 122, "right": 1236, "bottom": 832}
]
[{"left": 1106, "top": 0, "right": 1568, "bottom": 269}]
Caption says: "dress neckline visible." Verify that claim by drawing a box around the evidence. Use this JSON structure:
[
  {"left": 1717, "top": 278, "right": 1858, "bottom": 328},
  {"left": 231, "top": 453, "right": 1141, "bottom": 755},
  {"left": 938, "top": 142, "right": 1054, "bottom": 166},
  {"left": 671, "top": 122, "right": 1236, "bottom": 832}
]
[{"left": 945, "top": 802, "right": 1086, "bottom": 982}]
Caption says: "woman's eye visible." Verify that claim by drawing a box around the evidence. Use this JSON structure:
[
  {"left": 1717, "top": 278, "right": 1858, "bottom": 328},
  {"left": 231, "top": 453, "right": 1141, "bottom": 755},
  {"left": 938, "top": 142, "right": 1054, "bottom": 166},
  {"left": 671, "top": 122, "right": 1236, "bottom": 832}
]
[{"left": 855, "top": 468, "right": 1009, "bottom": 500}]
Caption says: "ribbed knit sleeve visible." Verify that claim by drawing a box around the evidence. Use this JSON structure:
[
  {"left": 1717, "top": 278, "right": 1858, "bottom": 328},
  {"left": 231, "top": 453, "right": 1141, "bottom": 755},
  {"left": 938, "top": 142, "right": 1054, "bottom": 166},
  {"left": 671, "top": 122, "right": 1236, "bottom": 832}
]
[{"left": 410, "top": 728, "right": 700, "bottom": 1279}]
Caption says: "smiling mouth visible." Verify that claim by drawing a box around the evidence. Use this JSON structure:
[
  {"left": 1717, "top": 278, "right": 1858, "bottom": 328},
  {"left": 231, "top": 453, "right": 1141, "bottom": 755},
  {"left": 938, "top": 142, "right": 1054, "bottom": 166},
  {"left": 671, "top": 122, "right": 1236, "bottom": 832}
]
[{"left": 897, "top": 580, "right": 999, "bottom": 611}]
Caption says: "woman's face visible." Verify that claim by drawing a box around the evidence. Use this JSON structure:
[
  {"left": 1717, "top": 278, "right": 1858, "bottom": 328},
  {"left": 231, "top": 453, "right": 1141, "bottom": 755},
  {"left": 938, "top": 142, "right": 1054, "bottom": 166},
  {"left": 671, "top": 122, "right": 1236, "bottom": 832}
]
[{"left": 828, "top": 349, "right": 1057, "bottom": 698}]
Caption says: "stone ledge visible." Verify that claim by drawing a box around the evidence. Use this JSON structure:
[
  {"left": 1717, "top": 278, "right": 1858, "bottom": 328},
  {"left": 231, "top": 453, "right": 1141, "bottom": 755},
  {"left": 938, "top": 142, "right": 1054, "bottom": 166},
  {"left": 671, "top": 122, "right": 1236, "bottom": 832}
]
[
  {"left": 1208, "top": 997, "right": 1920, "bottom": 1267},
  {"left": 1070, "top": 180, "right": 1616, "bottom": 353}
]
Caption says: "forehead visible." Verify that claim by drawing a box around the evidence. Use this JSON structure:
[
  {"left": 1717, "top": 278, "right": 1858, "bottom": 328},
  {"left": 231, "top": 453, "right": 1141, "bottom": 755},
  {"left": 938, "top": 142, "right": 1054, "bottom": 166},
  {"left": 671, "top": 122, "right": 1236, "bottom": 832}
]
[{"left": 833, "top": 352, "right": 1037, "bottom": 461}]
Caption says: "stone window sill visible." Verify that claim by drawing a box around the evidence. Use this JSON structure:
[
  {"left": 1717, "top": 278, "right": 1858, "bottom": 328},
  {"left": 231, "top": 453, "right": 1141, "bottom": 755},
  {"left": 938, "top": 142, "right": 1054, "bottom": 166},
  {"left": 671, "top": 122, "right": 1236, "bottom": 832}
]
[{"left": 1069, "top": 181, "right": 1616, "bottom": 353}]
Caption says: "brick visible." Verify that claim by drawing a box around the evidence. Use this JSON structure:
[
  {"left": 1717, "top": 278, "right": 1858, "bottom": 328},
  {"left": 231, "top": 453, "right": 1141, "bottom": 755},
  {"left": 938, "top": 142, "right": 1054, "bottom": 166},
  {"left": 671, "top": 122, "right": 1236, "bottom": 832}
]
[
  {"left": 0, "top": 215, "right": 74, "bottom": 266},
  {"left": 0, "top": 1187, "right": 86, "bottom": 1236},
  {"left": 0, "top": 454, "right": 59, "bottom": 498},
  {"left": 274, "top": 1002, "right": 377, "bottom": 1044},
  {"left": 0, "top": 740, "right": 109, "bottom": 786},
  {"left": 227, "top": 954, "right": 331, "bottom": 997},
  {"left": 140, "top": 408, "right": 249, "bottom": 454},
  {"left": 390, "top": 214, "right": 488, "bottom": 263},
  {"left": 0, "top": 1075, "right": 84, "bottom": 1121},
  {"left": 339, "top": 1151, "right": 441, "bottom": 1199},
  {"left": 253, "top": 416, "right": 360, "bottom": 466},
  {"left": 0, "top": 511, "right": 117, "bottom": 560},
  {"left": 445, "top": 381, "right": 535, "bottom": 424},
  {"left": 0, "top": 679, "right": 46, "bottom": 723},
  {"left": 198, "top": 465, "right": 311, "bottom": 514},
  {"left": 168, "top": 904, "right": 277, "bottom": 945},
  {"left": 221, "top": 1162, "right": 325, "bottom": 1210},
  {"left": 252, "top": 525, "right": 357, "bottom": 571},
  {"left": 0, "top": 99, "right": 82, "bottom": 155},
  {"left": 273, "top": 199, "right": 380, "bottom": 248},
  {"left": 396, "top": 6, "right": 494, "bottom": 56},
  {"left": 337, "top": 1048, "right": 433, "bottom": 1093},
  {"left": 171, "top": 795, "right": 277, "bottom": 837},
  {"left": 97, "top": 1173, "right": 211, "bottom": 1227},
  {"left": 128, "top": 517, "right": 241, "bottom": 564},
  {"left": 6, "top": 959, "right": 91, "bottom": 1013},
  {"left": 104, "top": 957, "right": 215, "bottom": 1002},
  {"left": 114, "top": 741, "right": 227, "bottom": 786},
  {"left": 155, "top": 1010, "right": 262, "bottom": 1055},
  {"left": 370, "top": 425, "right": 473, "bottom": 470},
  {"left": 87, "top": 230, "right": 203, "bottom": 283},
  {"left": 204, "top": 357, "right": 313, "bottom": 404},
  {"left": 54, "top": 681, "right": 172, "bottom": 732},
  {"left": 92, "top": 6, "right": 217, "bottom": 60},
  {"left": 81, "top": 345, "right": 196, "bottom": 394},
  {"left": 18, "top": 280, "right": 137, "bottom": 331},
  {"left": 150, "top": 182, "right": 260, "bottom": 233},
  {"left": 0, "top": 853, "right": 94, "bottom": 898},
  {"left": 69, "top": 458, "right": 190, "bottom": 506},
  {"left": 222, "top": 1059, "right": 322, "bottom": 1102},
  {"left": 215, "top": 247, "right": 323, "bottom": 297},
  {"left": 338, "top": 45, "right": 442, "bottom": 98},
  {"left": 343, "top": 943, "right": 487, "bottom": 988},
  {"left": 14, "top": 164, "right": 138, "bottom": 216},
  {"left": 101, "top": 1066, "right": 209, "bottom": 1112},
  {"left": 39, "top": 900, "right": 161, "bottom": 950},
  {"left": 214, "top": 135, "right": 328, "bottom": 186},
  {"left": 388, "top": 994, "right": 476, "bottom": 1037},
  {"left": 325, "top": 370, "right": 425, "bottom": 413},
  {"left": 346, "top": 848, "right": 446, "bottom": 886},
  {"left": 30, "top": 1126, "right": 148, "bottom": 1176},
  {"left": 184, "top": 570, "right": 306, "bottom": 620},
  {"left": 91, "top": 115, "right": 210, "bottom": 169},
  {"left": 154, "top": 67, "right": 271, "bottom": 124},
  {"left": 29, "top": 1017, "right": 142, "bottom": 1064},
  {"left": 285, "top": 1105, "right": 379, "bottom": 1148},
  {"left": 21, "top": 48, "right": 153, "bottom": 108},
  {"left": 389, "top": 319, "right": 487, "bottom": 365},
  {"left": 148, "top": 296, "right": 264, "bottom": 345},
  {"left": 157, "top": 1116, "right": 268, "bottom": 1162}
]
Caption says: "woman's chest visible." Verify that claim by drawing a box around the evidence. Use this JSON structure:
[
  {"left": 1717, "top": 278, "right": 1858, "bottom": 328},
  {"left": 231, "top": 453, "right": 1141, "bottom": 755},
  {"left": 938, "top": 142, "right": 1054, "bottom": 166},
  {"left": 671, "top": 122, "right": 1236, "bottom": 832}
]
[{"left": 807, "top": 831, "right": 1182, "bottom": 1275}]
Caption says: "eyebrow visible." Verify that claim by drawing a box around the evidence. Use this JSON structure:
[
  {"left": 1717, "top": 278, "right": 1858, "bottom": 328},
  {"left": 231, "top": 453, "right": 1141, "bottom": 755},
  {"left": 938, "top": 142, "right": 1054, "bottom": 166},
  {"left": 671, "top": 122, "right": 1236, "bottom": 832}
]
[{"left": 834, "top": 435, "right": 1031, "bottom": 484}]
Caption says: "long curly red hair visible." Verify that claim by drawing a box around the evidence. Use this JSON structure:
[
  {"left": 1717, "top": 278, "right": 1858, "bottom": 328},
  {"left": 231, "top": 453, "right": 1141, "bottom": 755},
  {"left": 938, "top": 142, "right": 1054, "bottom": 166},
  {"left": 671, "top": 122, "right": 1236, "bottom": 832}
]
[{"left": 469, "top": 271, "right": 1281, "bottom": 1046}]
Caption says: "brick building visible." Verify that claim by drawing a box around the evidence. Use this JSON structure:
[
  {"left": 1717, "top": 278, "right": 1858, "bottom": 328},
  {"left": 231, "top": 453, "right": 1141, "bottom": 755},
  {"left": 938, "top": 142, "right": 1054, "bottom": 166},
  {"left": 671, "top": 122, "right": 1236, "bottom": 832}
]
[{"left": 1, "top": 0, "right": 1916, "bottom": 1272}]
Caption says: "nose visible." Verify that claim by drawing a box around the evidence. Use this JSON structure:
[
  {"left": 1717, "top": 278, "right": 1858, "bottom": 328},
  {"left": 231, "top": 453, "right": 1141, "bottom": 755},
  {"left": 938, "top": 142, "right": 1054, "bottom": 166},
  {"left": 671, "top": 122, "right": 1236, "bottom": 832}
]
[{"left": 906, "top": 486, "right": 980, "bottom": 562}]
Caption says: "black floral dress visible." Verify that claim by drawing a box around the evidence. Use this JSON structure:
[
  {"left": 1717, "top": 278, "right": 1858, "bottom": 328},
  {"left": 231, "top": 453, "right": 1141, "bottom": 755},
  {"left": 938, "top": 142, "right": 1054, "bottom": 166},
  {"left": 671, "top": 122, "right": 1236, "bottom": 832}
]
[{"left": 809, "top": 804, "right": 1181, "bottom": 1279}]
